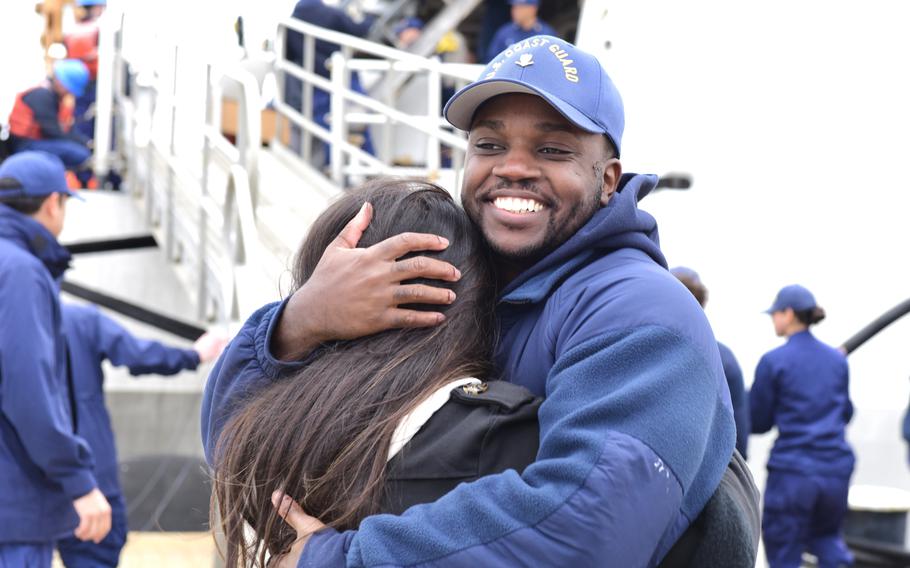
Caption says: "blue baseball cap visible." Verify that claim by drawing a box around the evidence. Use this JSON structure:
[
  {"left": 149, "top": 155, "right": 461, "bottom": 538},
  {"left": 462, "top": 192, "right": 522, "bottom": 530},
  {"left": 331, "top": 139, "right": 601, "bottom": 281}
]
[
  {"left": 0, "top": 152, "right": 83, "bottom": 201},
  {"left": 766, "top": 284, "right": 817, "bottom": 314},
  {"left": 444, "top": 35, "right": 624, "bottom": 156},
  {"left": 509, "top": 0, "right": 539, "bottom": 5},
  {"left": 53, "top": 59, "right": 90, "bottom": 98},
  {"left": 393, "top": 17, "right": 423, "bottom": 36}
]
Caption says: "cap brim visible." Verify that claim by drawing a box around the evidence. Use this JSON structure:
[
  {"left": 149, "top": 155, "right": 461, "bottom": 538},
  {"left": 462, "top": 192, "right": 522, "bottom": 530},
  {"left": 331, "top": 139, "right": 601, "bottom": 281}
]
[
  {"left": 62, "top": 188, "right": 85, "bottom": 201},
  {"left": 444, "top": 79, "right": 604, "bottom": 135}
]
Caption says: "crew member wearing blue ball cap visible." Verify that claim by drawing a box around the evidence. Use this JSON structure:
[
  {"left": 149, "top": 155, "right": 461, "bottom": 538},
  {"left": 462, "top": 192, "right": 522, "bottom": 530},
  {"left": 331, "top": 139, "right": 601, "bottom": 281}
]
[
  {"left": 751, "top": 284, "right": 856, "bottom": 568},
  {"left": 203, "top": 36, "right": 747, "bottom": 567},
  {"left": 484, "top": 0, "right": 557, "bottom": 63},
  {"left": 0, "top": 152, "right": 111, "bottom": 567},
  {"left": 7, "top": 60, "right": 93, "bottom": 173}
]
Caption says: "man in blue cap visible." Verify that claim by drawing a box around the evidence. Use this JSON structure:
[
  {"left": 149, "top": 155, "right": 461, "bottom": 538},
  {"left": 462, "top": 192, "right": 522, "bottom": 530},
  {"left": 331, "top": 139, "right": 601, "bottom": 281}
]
[
  {"left": 484, "top": 0, "right": 557, "bottom": 62},
  {"left": 55, "top": 303, "right": 227, "bottom": 567},
  {"left": 0, "top": 152, "right": 111, "bottom": 566},
  {"left": 204, "top": 35, "right": 742, "bottom": 566},
  {"left": 7, "top": 60, "right": 93, "bottom": 173}
]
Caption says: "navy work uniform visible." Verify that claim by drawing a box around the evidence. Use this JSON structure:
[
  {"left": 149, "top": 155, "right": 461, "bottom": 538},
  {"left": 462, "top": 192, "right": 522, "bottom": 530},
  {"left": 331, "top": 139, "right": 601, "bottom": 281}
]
[
  {"left": 751, "top": 285, "right": 855, "bottom": 568},
  {"left": 284, "top": 0, "right": 375, "bottom": 162},
  {"left": 484, "top": 0, "right": 557, "bottom": 62},
  {"left": 0, "top": 153, "right": 93, "bottom": 566},
  {"left": 55, "top": 303, "right": 200, "bottom": 567}
]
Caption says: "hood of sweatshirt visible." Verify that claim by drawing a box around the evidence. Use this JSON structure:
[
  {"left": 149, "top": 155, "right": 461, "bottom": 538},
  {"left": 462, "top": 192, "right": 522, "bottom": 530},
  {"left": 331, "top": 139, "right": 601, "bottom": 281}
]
[{"left": 0, "top": 203, "right": 71, "bottom": 280}]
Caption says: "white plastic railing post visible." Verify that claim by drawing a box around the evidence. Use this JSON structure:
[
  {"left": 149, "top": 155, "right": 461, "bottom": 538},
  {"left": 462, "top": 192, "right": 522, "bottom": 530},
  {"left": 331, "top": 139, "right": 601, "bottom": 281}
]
[
  {"left": 425, "top": 58, "right": 442, "bottom": 176},
  {"left": 329, "top": 51, "right": 346, "bottom": 185}
]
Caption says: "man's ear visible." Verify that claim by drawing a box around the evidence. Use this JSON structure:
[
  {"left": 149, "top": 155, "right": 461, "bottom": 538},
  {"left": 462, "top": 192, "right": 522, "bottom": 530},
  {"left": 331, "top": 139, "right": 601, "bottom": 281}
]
[{"left": 600, "top": 158, "right": 622, "bottom": 207}]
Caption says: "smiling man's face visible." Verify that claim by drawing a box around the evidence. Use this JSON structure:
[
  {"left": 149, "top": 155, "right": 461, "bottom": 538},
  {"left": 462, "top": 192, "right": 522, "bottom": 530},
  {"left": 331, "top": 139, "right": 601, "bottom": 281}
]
[{"left": 461, "top": 93, "right": 620, "bottom": 269}]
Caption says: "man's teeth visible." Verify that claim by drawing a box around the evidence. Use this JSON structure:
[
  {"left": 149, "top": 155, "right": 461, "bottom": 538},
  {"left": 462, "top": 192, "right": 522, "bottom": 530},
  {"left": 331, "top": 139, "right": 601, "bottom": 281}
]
[{"left": 493, "top": 197, "right": 544, "bottom": 213}]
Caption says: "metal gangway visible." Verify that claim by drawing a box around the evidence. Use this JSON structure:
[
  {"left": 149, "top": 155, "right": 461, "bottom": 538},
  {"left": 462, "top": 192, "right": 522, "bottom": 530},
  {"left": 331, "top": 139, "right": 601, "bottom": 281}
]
[{"left": 100, "top": 8, "right": 484, "bottom": 326}]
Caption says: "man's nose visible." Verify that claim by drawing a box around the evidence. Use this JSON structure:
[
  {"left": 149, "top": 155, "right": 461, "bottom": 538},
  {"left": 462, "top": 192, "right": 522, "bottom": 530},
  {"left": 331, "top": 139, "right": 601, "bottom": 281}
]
[{"left": 491, "top": 147, "right": 541, "bottom": 181}]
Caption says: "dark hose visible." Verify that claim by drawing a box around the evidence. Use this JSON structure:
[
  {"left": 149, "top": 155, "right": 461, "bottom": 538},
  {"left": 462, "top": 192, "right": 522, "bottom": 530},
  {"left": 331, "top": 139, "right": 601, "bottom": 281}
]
[{"left": 841, "top": 298, "right": 910, "bottom": 355}]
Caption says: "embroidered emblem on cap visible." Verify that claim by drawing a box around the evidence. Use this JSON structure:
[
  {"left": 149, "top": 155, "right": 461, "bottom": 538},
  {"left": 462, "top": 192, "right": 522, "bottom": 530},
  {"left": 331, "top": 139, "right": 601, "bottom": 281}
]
[{"left": 515, "top": 53, "right": 534, "bottom": 68}]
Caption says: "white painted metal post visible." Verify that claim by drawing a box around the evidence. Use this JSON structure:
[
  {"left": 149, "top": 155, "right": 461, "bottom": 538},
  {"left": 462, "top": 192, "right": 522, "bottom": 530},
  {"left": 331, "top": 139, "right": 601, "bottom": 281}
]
[
  {"left": 165, "top": 45, "right": 179, "bottom": 262},
  {"left": 329, "top": 51, "right": 346, "bottom": 185},
  {"left": 303, "top": 34, "right": 315, "bottom": 160},
  {"left": 93, "top": 9, "right": 115, "bottom": 180},
  {"left": 425, "top": 59, "right": 442, "bottom": 176}
]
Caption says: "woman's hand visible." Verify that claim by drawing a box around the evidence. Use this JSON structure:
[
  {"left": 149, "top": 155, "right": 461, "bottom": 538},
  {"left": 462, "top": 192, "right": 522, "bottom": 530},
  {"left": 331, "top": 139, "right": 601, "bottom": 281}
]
[{"left": 269, "top": 491, "right": 327, "bottom": 568}]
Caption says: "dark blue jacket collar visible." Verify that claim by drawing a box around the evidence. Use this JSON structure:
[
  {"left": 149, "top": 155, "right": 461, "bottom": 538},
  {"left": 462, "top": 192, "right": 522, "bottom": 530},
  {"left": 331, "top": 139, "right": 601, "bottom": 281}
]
[
  {"left": 501, "top": 173, "right": 666, "bottom": 304},
  {"left": 0, "top": 203, "right": 71, "bottom": 279}
]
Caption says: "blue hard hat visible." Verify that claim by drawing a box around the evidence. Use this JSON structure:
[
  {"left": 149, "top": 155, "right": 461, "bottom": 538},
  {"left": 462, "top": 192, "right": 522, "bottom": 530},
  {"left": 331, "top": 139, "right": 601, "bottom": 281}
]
[
  {"left": 0, "top": 152, "right": 83, "bottom": 201},
  {"left": 444, "top": 35, "right": 625, "bottom": 156},
  {"left": 766, "top": 284, "right": 817, "bottom": 314},
  {"left": 53, "top": 59, "right": 90, "bottom": 97}
]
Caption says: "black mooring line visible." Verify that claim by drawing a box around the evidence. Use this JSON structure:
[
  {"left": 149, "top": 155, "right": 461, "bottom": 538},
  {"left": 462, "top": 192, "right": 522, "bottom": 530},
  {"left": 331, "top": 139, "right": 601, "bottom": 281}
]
[
  {"left": 841, "top": 297, "right": 910, "bottom": 355},
  {"left": 60, "top": 280, "right": 206, "bottom": 341},
  {"left": 63, "top": 235, "right": 159, "bottom": 255}
]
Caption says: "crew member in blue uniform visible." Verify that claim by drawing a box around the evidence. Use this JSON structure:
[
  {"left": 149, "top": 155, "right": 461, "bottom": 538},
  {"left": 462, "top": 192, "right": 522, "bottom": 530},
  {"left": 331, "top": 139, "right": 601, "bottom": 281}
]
[
  {"left": 7, "top": 60, "right": 92, "bottom": 172},
  {"left": 284, "top": 0, "right": 375, "bottom": 164},
  {"left": 751, "top": 284, "right": 855, "bottom": 568},
  {"left": 203, "top": 36, "right": 738, "bottom": 567},
  {"left": 55, "top": 303, "right": 227, "bottom": 567},
  {"left": 484, "top": 0, "right": 557, "bottom": 62},
  {"left": 671, "top": 266, "right": 750, "bottom": 458},
  {"left": 0, "top": 152, "right": 110, "bottom": 567}
]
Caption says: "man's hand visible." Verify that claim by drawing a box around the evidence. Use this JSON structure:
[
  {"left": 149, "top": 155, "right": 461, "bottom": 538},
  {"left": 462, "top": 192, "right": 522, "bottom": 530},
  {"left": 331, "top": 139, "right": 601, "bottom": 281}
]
[
  {"left": 270, "top": 491, "right": 327, "bottom": 567},
  {"left": 72, "top": 488, "right": 112, "bottom": 543},
  {"left": 194, "top": 330, "right": 230, "bottom": 363},
  {"left": 272, "top": 202, "right": 461, "bottom": 361}
]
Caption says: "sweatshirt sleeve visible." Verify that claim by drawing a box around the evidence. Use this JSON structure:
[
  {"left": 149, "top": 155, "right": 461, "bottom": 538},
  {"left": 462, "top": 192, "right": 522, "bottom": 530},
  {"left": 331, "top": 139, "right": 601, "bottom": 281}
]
[
  {"left": 92, "top": 308, "right": 200, "bottom": 375},
  {"left": 201, "top": 299, "right": 309, "bottom": 465},
  {"left": 749, "top": 356, "right": 777, "bottom": 434},
  {"left": 298, "top": 324, "right": 734, "bottom": 568},
  {"left": 0, "top": 269, "right": 96, "bottom": 499}
]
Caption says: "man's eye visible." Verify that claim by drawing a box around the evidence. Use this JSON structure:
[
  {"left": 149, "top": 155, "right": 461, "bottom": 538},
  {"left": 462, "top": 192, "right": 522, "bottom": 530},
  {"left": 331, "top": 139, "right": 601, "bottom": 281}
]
[
  {"left": 540, "top": 147, "right": 570, "bottom": 155},
  {"left": 475, "top": 142, "right": 503, "bottom": 151}
]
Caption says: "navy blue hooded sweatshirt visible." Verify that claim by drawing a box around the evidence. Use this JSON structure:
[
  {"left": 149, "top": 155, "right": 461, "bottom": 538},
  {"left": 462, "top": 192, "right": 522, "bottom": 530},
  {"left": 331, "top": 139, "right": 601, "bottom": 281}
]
[
  {"left": 0, "top": 203, "right": 95, "bottom": 543},
  {"left": 61, "top": 303, "right": 199, "bottom": 498},
  {"left": 200, "top": 173, "right": 736, "bottom": 567},
  {"left": 750, "top": 330, "right": 855, "bottom": 478}
]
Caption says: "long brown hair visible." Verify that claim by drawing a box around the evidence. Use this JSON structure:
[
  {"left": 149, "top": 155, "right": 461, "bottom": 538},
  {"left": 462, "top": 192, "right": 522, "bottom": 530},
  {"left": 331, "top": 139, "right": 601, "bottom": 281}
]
[{"left": 211, "top": 179, "right": 496, "bottom": 566}]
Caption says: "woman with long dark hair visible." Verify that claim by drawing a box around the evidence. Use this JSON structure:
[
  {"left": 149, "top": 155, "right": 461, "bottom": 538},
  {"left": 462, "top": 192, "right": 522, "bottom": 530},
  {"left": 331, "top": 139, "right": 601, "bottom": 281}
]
[
  {"left": 209, "top": 179, "right": 540, "bottom": 567},
  {"left": 751, "top": 284, "right": 855, "bottom": 568}
]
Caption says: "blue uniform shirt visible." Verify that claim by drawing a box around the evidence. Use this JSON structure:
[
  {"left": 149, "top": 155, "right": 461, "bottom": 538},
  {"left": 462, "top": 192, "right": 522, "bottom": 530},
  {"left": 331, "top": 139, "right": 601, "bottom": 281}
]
[
  {"left": 718, "top": 342, "right": 750, "bottom": 459},
  {"left": 62, "top": 303, "right": 199, "bottom": 497},
  {"left": 0, "top": 203, "right": 91, "bottom": 543},
  {"left": 750, "top": 330, "right": 855, "bottom": 477},
  {"left": 485, "top": 20, "right": 558, "bottom": 62}
]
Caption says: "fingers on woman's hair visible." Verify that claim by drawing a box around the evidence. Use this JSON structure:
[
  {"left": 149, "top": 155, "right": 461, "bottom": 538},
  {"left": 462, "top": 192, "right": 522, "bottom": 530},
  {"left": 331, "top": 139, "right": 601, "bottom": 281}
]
[
  {"left": 393, "top": 284, "right": 455, "bottom": 306},
  {"left": 372, "top": 232, "right": 451, "bottom": 262},
  {"left": 334, "top": 202, "right": 373, "bottom": 249},
  {"left": 387, "top": 308, "right": 445, "bottom": 328},
  {"left": 392, "top": 255, "right": 461, "bottom": 282}
]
